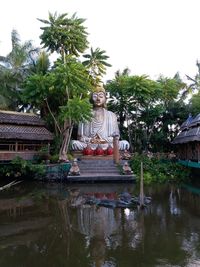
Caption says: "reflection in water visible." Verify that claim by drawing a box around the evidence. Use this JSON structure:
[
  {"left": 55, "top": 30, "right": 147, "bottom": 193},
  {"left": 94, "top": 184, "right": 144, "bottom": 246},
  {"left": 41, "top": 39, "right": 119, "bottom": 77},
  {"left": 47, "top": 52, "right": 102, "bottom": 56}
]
[
  {"left": 169, "top": 186, "right": 181, "bottom": 215},
  {"left": 0, "top": 182, "right": 200, "bottom": 267},
  {"left": 77, "top": 207, "right": 126, "bottom": 267}
]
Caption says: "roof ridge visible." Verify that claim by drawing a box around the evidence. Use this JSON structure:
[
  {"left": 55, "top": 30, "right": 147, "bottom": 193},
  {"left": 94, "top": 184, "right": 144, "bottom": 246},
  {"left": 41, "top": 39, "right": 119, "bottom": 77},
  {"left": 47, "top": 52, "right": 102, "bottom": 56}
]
[{"left": 0, "top": 110, "right": 39, "bottom": 117}]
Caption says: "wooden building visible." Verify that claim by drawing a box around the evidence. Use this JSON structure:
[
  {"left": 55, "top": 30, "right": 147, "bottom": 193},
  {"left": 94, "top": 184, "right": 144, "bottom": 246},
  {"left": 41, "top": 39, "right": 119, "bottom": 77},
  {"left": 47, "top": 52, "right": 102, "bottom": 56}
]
[
  {"left": 0, "top": 110, "right": 54, "bottom": 161},
  {"left": 172, "top": 114, "right": 200, "bottom": 165}
]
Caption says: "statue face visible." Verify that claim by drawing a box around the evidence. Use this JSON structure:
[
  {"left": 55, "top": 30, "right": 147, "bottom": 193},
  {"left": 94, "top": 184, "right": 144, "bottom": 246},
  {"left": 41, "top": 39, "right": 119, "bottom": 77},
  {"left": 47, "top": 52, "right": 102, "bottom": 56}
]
[{"left": 92, "top": 92, "right": 106, "bottom": 107}]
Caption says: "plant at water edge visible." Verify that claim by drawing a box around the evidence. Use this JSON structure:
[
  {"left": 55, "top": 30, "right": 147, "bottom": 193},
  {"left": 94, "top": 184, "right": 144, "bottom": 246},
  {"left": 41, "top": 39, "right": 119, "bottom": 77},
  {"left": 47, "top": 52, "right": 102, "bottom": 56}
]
[{"left": 129, "top": 154, "right": 190, "bottom": 185}]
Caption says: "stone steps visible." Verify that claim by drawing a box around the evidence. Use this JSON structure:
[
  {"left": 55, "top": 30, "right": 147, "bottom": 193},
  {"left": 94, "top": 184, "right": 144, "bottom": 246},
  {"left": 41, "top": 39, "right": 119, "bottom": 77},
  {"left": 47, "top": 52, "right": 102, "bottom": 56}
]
[
  {"left": 77, "top": 159, "right": 120, "bottom": 175},
  {"left": 67, "top": 158, "right": 135, "bottom": 182}
]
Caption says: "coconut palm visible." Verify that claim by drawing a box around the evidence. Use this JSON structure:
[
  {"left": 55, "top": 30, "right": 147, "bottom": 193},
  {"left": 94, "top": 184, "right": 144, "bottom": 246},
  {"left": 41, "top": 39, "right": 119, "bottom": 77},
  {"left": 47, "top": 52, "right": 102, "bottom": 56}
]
[
  {"left": 0, "top": 29, "right": 37, "bottom": 110},
  {"left": 82, "top": 47, "right": 112, "bottom": 85}
]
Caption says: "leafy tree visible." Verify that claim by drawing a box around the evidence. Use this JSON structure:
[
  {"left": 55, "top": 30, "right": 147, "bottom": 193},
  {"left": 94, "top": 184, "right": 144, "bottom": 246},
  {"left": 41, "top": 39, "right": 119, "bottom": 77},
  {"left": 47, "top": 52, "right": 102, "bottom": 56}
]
[
  {"left": 153, "top": 75, "right": 188, "bottom": 151},
  {"left": 106, "top": 70, "right": 159, "bottom": 151},
  {"left": 186, "top": 61, "right": 200, "bottom": 116},
  {"left": 23, "top": 12, "right": 94, "bottom": 160},
  {"left": 188, "top": 92, "right": 200, "bottom": 115},
  {"left": 0, "top": 30, "right": 36, "bottom": 110},
  {"left": 106, "top": 70, "right": 188, "bottom": 153},
  {"left": 186, "top": 61, "right": 200, "bottom": 93},
  {"left": 38, "top": 12, "right": 88, "bottom": 56}
]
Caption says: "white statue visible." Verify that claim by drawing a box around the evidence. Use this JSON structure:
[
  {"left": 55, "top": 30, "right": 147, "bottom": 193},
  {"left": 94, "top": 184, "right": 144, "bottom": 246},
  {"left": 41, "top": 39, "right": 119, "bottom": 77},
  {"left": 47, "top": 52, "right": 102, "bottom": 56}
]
[{"left": 71, "top": 85, "right": 129, "bottom": 151}]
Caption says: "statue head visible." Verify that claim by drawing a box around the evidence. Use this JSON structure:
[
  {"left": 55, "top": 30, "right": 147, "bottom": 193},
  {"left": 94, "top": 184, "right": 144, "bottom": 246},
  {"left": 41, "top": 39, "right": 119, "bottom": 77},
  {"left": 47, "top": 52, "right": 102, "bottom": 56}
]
[{"left": 90, "top": 85, "right": 107, "bottom": 108}]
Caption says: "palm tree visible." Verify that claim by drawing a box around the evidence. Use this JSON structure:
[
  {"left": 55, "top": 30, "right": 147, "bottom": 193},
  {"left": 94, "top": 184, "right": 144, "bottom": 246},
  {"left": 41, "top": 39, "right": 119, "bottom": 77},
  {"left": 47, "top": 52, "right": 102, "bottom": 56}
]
[
  {"left": 0, "top": 29, "right": 37, "bottom": 110},
  {"left": 82, "top": 47, "right": 112, "bottom": 85},
  {"left": 184, "top": 61, "right": 200, "bottom": 99}
]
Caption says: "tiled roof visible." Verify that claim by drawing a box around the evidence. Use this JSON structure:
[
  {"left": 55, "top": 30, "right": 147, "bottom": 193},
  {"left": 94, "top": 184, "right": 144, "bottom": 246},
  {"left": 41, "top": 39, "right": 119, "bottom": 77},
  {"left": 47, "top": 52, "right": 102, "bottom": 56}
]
[
  {"left": 0, "top": 125, "right": 53, "bottom": 141},
  {"left": 0, "top": 110, "right": 53, "bottom": 141},
  {"left": 172, "top": 113, "right": 200, "bottom": 144},
  {"left": 0, "top": 110, "right": 45, "bottom": 126}
]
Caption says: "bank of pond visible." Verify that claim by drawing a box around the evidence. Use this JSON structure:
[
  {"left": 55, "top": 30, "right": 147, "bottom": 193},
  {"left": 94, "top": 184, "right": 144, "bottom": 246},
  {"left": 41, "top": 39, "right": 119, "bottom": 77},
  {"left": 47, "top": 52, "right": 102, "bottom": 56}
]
[{"left": 0, "top": 153, "right": 192, "bottom": 185}]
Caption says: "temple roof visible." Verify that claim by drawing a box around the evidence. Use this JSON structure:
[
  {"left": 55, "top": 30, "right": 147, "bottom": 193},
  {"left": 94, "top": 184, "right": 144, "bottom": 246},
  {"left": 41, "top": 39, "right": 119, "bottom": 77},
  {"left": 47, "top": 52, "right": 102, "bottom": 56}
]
[
  {"left": 172, "top": 113, "right": 200, "bottom": 144},
  {"left": 0, "top": 110, "right": 53, "bottom": 141}
]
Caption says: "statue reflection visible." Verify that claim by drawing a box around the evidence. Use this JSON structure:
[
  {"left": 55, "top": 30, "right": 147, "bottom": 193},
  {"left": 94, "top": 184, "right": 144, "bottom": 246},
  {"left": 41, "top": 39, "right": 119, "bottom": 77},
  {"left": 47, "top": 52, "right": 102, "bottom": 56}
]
[
  {"left": 67, "top": 188, "right": 142, "bottom": 267},
  {"left": 76, "top": 206, "right": 120, "bottom": 267},
  {"left": 169, "top": 185, "right": 181, "bottom": 215}
]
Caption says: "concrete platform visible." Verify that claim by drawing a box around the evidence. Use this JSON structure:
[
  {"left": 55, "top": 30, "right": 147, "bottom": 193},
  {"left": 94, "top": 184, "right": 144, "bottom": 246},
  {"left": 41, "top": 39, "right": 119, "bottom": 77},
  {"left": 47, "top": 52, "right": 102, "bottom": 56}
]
[{"left": 66, "top": 174, "right": 135, "bottom": 183}]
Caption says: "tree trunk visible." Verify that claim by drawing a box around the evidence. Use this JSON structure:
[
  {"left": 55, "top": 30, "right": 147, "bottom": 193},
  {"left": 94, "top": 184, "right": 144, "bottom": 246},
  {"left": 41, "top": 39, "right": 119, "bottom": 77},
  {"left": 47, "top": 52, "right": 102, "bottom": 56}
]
[{"left": 59, "top": 121, "right": 73, "bottom": 162}]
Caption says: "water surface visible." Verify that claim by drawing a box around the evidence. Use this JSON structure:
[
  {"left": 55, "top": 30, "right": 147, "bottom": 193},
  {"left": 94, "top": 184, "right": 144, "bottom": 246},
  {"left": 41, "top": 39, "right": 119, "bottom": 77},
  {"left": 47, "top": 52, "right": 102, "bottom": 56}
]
[{"left": 0, "top": 181, "right": 200, "bottom": 267}]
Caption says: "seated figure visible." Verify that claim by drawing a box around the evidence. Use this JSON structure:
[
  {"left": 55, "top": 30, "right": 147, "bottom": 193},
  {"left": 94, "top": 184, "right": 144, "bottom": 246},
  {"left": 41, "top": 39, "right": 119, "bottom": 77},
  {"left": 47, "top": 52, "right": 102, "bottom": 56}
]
[
  {"left": 121, "top": 149, "right": 131, "bottom": 160},
  {"left": 122, "top": 161, "right": 133, "bottom": 175},
  {"left": 71, "top": 85, "right": 129, "bottom": 151},
  {"left": 68, "top": 159, "right": 80, "bottom": 176}
]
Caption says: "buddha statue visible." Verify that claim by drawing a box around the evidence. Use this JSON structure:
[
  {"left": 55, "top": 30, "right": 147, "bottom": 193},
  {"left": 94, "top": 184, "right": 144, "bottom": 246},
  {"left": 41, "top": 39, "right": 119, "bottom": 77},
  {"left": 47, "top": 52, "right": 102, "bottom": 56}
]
[{"left": 71, "top": 85, "right": 129, "bottom": 151}]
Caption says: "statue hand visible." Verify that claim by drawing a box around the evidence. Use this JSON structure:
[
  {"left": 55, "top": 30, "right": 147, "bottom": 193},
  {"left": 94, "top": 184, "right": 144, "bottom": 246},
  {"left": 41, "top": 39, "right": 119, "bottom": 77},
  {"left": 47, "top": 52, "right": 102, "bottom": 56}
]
[
  {"left": 91, "top": 135, "right": 107, "bottom": 144},
  {"left": 80, "top": 136, "right": 91, "bottom": 143}
]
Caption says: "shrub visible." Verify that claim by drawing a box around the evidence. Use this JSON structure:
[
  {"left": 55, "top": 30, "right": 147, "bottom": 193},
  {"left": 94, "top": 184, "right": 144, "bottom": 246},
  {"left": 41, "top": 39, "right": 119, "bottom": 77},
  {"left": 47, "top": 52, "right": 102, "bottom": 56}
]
[
  {"left": 0, "top": 157, "right": 46, "bottom": 179},
  {"left": 129, "top": 154, "right": 190, "bottom": 185}
]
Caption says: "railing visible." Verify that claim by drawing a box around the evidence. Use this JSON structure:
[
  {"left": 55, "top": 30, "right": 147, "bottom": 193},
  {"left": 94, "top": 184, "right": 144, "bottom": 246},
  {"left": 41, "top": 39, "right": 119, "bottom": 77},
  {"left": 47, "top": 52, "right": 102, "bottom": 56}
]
[{"left": 0, "top": 143, "right": 48, "bottom": 152}]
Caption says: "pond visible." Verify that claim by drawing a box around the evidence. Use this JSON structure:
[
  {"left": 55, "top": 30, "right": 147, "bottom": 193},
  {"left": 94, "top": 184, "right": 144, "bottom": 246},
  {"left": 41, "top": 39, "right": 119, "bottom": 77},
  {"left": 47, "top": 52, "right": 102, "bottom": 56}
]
[{"left": 0, "top": 181, "right": 200, "bottom": 267}]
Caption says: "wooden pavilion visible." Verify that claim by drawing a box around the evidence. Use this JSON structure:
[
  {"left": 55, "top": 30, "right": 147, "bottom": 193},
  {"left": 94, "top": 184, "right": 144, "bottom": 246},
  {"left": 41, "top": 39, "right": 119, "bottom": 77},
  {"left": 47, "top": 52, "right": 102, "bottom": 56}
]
[
  {"left": 172, "top": 114, "right": 200, "bottom": 166},
  {"left": 0, "top": 110, "right": 53, "bottom": 161}
]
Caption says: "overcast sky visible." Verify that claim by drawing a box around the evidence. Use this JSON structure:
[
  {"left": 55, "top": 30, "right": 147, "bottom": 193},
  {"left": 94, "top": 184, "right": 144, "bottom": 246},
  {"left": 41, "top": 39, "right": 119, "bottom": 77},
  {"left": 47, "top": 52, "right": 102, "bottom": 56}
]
[{"left": 1, "top": 0, "right": 200, "bottom": 82}]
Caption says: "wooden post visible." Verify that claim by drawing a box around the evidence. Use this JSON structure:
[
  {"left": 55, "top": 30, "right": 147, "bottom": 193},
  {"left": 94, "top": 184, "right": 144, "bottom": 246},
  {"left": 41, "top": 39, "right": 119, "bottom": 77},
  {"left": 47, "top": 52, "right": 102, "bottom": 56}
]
[
  {"left": 15, "top": 141, "right": 18, "bottom": 152},
  {"left": 47, "top": 143, "right": 50, "bottom": 154},
  {"left": 113, "top": 135, "right": 120, "bottom": 164},
  {"left": 140, "top": 161, "right": 144, "bottom": 208}
]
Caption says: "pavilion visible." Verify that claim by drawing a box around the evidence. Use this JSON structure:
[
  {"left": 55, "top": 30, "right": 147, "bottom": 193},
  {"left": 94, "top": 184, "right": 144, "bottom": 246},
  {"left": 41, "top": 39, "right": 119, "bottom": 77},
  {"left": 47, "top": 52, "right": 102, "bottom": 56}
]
[{"left": 0, "top": 110, "right": 53, "bottom": 161}]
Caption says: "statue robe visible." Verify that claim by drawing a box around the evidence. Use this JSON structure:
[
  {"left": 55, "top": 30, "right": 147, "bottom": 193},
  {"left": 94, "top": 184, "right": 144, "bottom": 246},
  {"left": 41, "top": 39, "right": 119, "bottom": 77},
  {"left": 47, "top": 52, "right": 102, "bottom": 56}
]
[
  {"left": 71, "top": 108, "right": 129, "bottom": 151},
  {"left": 78, "top": 108, "right": 119, "bottom": 143}
]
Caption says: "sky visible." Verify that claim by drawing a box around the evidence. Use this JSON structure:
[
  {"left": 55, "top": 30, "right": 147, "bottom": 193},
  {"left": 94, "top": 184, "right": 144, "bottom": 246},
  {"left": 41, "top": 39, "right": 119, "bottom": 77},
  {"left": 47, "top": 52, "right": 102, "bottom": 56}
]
[{"left": 1, "top": 0, "right": 200, "bottom": 82}]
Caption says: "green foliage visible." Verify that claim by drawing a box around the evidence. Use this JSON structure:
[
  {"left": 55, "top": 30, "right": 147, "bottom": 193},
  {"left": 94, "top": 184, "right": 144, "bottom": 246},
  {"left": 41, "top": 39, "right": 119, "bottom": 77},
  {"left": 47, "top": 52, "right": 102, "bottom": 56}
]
[
  {"left": 30, "top": 50, "right": 51, "bottom": 75},
  {"left": 38, "top": 12, "right": 88, "bottom": 56},
  {"left": 49, "top": 154, "right": 59, "bottom": 163},
  {"left": 82, "top": 47, "right": 112, "bottom": 84},
  {"left": 52, "top": 56, "right": 93, "bottom": 98},
  {"left": 59, "top": 97, "right": 92, "bottom": 123},
  {"left": 35, "top": 146, "right": 50, "bottom": 162},
  {"left": 106, "top": 72, "right": 161, "bottom": 151},
  {"left": 186, "top": 61, "right": 200, "bottom": 94},
  {"left": 106, "top": 71, "right": 189, "bottom": 153},
  {"left": 22, "top": 73, "right": 54, "bottom": 107},
  {"left": 157, "top": 75, "right": 184, "bottom": 104},
  {"left": 22, "top": 55, "right": 93, "bottom": 155},
  {"left": 189, "top": 91, "right": 200, "bottom": 115},
  {"left": 0, "top": 157, "right": 46, "bottom": 179},
  {"left": 130, "top": 154, "right": 190, "bottom": 185},
  {"left": 0, "top": 30, "right": 37, "bottom": 111}
]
